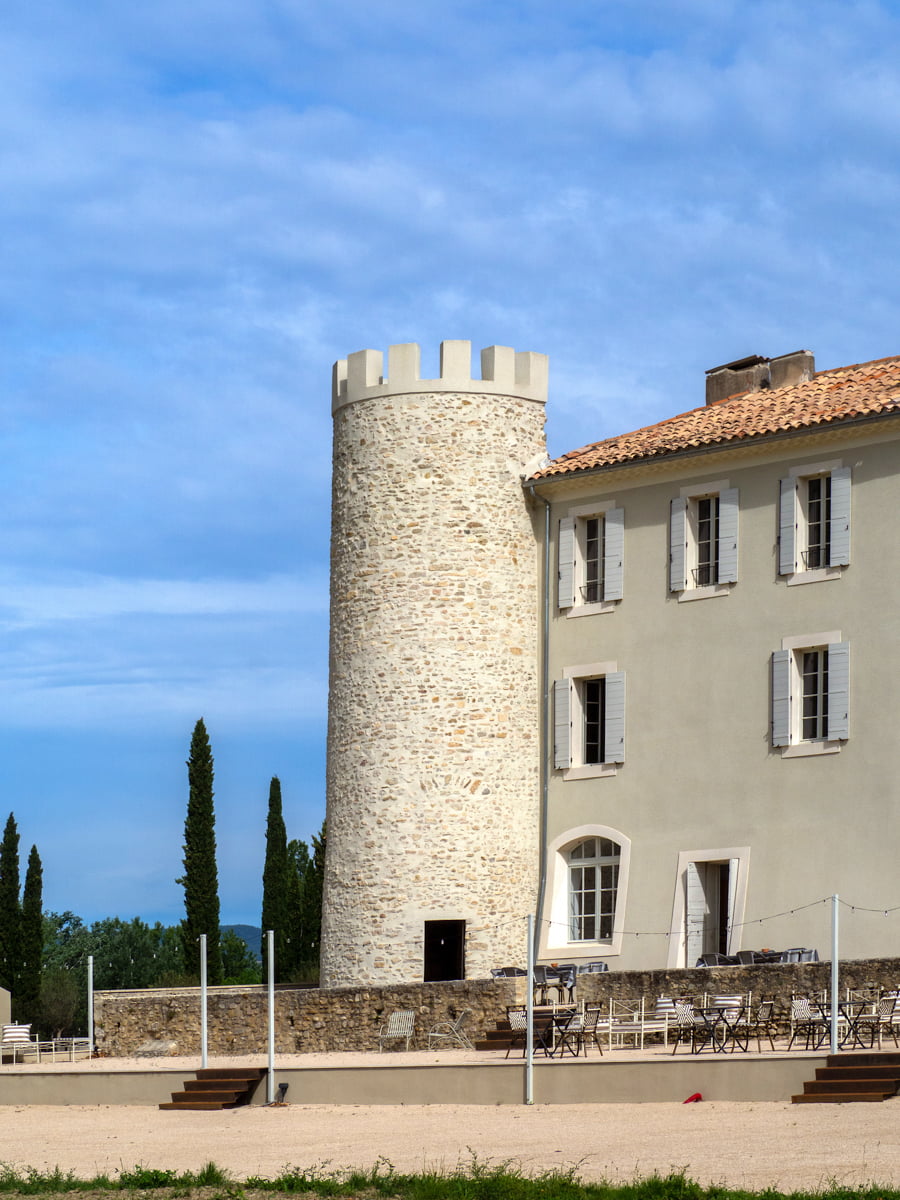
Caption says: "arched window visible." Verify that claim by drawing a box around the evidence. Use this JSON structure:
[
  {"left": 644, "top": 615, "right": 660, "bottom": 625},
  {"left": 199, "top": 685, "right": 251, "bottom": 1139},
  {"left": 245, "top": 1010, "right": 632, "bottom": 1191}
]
[{"left": 568, "top": 837, "right": 621, "bottom": 942}]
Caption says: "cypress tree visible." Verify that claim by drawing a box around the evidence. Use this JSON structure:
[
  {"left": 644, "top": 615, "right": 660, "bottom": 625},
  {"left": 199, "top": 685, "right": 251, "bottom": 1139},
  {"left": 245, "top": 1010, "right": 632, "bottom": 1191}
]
[
  {"left": 17, "top": 846, "right": 42, "bottom": 1022},
  {"left": 297, "top": 819, "right": 326, "bottom": 981},
  {"left": 283, "top": 837, "right": 310, "bottom": 980},
  {"left": 261, "top": 777, "right": 289, "bottom": 982},
  {"left": 0, "top": 813, "right": 21, "bottom": 996},
  {"left": 177, "top": 719, "right": 223, "bottom": 983}
]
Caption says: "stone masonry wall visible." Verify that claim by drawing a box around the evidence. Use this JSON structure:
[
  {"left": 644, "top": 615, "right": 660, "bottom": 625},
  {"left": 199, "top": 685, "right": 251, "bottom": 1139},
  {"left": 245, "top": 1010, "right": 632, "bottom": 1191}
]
[
  {"left": 322, "top": 342, "right": 548, "bottom": 986},
  {"left": 94, "top": 959, "right": 900, "bottom": 1055},
  {"left": 94, "top": 978, "right": 520, "bottom": 1056}
]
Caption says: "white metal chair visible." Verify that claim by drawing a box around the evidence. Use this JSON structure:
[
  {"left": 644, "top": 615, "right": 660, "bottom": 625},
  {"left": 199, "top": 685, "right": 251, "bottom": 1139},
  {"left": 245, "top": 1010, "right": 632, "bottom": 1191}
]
[
  {"left": 1, "top": 1023, "right": 37, "bottom": 1063},
  {"left": 427, "top": 1009, "right": 474, "bottom": 1050},
  {"left": 378, "top": 1009, "right": 416, "bottom": 1051}
]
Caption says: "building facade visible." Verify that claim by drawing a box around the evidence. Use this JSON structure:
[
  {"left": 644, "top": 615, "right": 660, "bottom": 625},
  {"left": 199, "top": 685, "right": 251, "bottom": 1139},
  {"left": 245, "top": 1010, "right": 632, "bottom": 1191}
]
[{"left": 322, "top": 344, "right": 900, "bottom": 985}]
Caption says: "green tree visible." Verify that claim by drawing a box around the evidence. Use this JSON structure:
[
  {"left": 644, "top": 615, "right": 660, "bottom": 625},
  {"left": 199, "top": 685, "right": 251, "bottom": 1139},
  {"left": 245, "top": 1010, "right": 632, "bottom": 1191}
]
[
  {"left": 261, "top": 777, "right": 289, "bottom": 981},
  {"left": 0, "top": 813, "right": 21, "bottom": 996},
  {"left": 17, "top": 845, "right": 42, "bottom": 1022},
  {"left": 177, "top": 718, "right": 223, "bottom": 983},
  {"left": 286, "top": 819, "right": 326, "bottom": 983},
  {"left": 283, "top": 837, "right": 310, "bottom": 980}
]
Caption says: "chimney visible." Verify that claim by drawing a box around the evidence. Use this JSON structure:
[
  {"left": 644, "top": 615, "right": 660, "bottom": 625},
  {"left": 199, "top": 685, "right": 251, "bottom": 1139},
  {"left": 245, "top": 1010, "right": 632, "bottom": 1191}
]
[{"left": 704, "top": 350, "right": 815, "bottom": 406}]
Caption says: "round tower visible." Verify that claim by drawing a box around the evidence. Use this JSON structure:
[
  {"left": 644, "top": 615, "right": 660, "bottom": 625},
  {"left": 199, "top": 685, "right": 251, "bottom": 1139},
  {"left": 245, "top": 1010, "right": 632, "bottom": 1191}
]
[{"left": 321, "top": 340, "right": 548, "bottom": 987}]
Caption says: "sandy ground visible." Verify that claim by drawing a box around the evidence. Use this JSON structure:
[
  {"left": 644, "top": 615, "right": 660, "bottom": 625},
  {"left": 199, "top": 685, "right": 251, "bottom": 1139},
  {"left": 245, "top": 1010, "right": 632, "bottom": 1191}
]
[{"left": 3, "top": 1053, "right": 900, "bottom": 1192}]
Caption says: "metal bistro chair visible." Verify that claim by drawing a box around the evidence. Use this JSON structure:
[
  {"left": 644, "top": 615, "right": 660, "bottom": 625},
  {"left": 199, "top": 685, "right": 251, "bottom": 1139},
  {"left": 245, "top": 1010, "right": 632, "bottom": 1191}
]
[
  {"left": 553, "top": 1005, "right": 604, "bottom": 1057},
  {"left": 504, "top": 1006, "right": 552, "bottom": 1058},
  {"left": 671, "top": 1001, "right": 713, "bottom": 1054},
  {"left": 744, "top": 998, "right": 779, "bottom": 1052},
  {"left": 378, "top": 1009, "right": 416, "bottom": 1051},
  {"left": 427, "top": 1008, "right": 474, "bottom": 1050},
  {"left": 787, "top": 996, "right": 829, "bottom": 1051}
]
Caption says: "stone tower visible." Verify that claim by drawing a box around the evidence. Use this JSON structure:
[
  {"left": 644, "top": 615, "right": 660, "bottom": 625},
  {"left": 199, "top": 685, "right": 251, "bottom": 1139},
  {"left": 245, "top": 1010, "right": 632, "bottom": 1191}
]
[{"left": 321, "top": 340, "right": 548, "bottom": 987}]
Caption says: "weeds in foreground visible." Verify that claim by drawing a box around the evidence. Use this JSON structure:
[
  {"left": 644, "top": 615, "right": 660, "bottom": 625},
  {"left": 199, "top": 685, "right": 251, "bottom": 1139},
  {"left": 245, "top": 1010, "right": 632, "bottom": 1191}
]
[{"left": 0, "top": 1162, "right": 898, "bottom": 1200}]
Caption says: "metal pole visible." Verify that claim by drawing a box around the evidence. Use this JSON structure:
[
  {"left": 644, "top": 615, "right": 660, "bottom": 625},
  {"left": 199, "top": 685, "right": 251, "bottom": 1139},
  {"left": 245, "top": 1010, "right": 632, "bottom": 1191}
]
[
  {"left": 87, "top": 955, "right": 94, "bottom": 1053},
  {"left": 830, "top": 894, "right": 839, "bottom": 1055},
  {"left": 266, "top": 930, "right": 275, "bottom": 1103},
  {"left": 200, "top": 934, "right": 208, "bottom": 1068},
  {"left": 525, "top": 913, "right": 534, "bottom": 1105}
]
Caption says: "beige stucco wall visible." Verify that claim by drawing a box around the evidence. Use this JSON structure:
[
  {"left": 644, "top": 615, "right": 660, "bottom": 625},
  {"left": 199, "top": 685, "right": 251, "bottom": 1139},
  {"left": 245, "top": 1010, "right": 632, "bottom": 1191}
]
[
  {"left": 322, "top": 343, "right": 547, "bottom": 986},
  {"left": 0, "top": 988, "right": 9, "bottom": 1026},
  {"left": 538, "top": 419, "right": 900, "bottom": 970}
]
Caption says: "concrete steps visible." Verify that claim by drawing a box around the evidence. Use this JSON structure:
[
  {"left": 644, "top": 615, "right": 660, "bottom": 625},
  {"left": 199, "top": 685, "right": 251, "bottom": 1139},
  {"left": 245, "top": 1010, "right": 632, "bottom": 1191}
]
[
  {"left": 159, "top": 1067, "right": 266, "bottom": 1111},
  {"left": 792, "top": 1052, "right": 900, "bottom": 1104}
]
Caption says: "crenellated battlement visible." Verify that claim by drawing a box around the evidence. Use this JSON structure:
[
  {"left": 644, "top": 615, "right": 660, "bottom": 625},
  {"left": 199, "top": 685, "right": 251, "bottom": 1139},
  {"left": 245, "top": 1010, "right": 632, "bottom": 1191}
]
[{"left": 332, "top": 340, "right": 548, "bottom": 412}]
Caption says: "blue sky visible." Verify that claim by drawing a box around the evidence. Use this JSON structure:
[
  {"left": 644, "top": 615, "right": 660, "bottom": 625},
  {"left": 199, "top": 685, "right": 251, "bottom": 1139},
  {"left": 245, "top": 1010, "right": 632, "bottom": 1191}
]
[{"left": 3, "top": 0, "right": 900, "bottom": 926}]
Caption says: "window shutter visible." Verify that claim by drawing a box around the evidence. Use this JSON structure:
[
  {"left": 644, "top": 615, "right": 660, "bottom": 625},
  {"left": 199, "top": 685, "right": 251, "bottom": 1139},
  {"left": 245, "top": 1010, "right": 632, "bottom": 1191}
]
[
  {"left": 669, "top": 499, "right": 686, "bottom": 591},
  {"left": 603, "top": 507, "right": 624, "bottom": 600},
  {"left": 604, "top": 671, "right": 626, "bottom": 764},
  {"left": 829, "top": 467, "right": 851, "bottom": 566},
  {"left": 553, "top": 678, "right": 571, "bottom": 769},
  {"left": 718, "top": 488, "right": 739, "bottom": 583},
  {"left": 827, "top": 641, "right": 850, "bottom": 740},
  {"left": 778, "top": 478, "right": 797, "bottom": 574},
  {"left": 726, "top": 858, "right": 740, "bottom": 954},
  {"left": 771, "top": 650, "right": 791, "bottom": 747},
  {"left": 557, "top": 517, "right": 576, "bottom": 608}
]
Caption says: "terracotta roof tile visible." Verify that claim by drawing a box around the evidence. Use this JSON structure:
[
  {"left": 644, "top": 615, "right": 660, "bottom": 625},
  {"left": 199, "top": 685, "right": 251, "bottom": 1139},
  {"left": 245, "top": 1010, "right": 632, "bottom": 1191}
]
[{"left": 532, "top": 356, "right": 900, "bottom": 479}]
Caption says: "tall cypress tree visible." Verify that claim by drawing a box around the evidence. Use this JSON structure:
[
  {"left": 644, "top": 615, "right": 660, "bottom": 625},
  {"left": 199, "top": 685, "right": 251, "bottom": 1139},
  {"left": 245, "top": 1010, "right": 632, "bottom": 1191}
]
[
  {"left": 283, "top": 837, "right": 310, "bottom": 981},
  {"left": 177, "top": 719, "right": 223, "bottom": 984},
  {"left": 261, "top": 777, "right": 289, "bottom": 982},
  {"left": 17, "top": 846, "right": 42, "bottom": 1022},
  {"left": 297, "top": 819, "right": 326, "bottom": 981},
  {"left": 0, "top": 813, "right": 21, "bottom": 997}
]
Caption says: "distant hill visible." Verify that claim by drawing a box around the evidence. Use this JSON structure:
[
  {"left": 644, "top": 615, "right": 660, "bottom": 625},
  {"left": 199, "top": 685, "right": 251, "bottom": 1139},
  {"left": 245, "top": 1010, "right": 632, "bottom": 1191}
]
[{"left": 224, "top": 923, "right": 262, "bottom": 961}]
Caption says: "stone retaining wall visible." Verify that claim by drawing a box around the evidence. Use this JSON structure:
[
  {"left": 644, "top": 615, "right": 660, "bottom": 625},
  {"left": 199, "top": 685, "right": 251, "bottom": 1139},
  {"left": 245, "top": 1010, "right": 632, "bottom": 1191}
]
[
  {"left": 94, "top": 977, "right": 521, "bottom": 1056},
  {"left": 94, "top": 957, "right": 900, "bottom": 1056}
]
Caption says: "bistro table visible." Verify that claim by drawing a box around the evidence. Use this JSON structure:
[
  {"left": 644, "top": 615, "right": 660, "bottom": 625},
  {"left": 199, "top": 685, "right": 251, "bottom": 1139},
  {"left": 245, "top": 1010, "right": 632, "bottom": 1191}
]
[{"left": 697, "top": 1005, "right": 749, "bottom": 1053}]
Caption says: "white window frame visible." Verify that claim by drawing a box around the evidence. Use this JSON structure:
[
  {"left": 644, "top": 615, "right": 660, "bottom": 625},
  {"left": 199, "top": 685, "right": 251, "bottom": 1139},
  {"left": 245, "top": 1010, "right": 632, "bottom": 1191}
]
[
  {"left": 553, "top": 661, "right": 625, "bottom": 780},
  {"left": 772, "top": 630, "right": 848, "bottom": 758},
  {"left": 666, "top": 846, "right": 751, "bottom": 968},
  {"left": 558, "top": 501, "right": 624, "bottom": 617},
  {"left": 669, "top": 479, "right": 738, "bottom": 602},
  {"left": 540, "top": 825, "right": 631, "bottom": 959},
  {"left": 778, "top": 459, "right": 851, "bottom": 585}
]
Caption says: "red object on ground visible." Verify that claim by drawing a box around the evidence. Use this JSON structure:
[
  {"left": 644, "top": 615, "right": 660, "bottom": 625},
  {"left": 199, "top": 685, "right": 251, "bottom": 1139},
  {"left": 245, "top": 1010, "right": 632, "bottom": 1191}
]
[{"left": 683, "top": 1092, "right": 703, "bottom": 1103}]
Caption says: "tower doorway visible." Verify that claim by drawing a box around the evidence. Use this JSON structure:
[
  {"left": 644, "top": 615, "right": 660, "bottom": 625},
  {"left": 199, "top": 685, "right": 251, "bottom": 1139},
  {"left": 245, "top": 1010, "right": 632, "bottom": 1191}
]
[{"left": 423, "top": 919, "right": 466, "bottom": 982}]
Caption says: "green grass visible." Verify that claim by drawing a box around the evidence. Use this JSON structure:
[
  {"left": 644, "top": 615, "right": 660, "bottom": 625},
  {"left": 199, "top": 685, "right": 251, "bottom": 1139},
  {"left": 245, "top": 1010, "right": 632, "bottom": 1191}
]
[{"left": 0, "top": 1163, "right": 897, "bottom": 1200}]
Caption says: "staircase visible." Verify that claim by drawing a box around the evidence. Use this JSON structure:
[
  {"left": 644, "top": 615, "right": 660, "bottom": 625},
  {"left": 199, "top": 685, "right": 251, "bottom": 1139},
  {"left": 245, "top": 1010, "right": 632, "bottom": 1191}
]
[
  {"left": 159, "top": 1067, "right": 267, "bottom": 1110},
  {"left": 792, "top": 1052, "right": 900, "bottom": 1104}
]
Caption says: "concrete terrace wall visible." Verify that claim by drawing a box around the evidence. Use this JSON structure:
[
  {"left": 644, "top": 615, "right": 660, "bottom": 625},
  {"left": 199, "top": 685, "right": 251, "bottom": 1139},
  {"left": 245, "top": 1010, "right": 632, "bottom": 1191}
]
[{"left": 94, "top": 958, "right": 900, "bottom": 1056}]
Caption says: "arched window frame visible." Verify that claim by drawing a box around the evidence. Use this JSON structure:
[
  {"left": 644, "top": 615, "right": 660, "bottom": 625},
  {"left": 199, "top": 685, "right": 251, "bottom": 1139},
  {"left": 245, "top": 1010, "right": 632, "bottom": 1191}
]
[{"left": 539, "top": 824, "right": 631, "bottom": 961}]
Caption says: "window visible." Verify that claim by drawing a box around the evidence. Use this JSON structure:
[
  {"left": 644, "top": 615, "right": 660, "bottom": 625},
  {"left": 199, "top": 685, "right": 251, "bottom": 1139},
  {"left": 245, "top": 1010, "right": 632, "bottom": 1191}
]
[
  {"left": 568, "top": 837, "right": 620, "bottom": 942},
  {"left": 558, "top": 503, "right": 624, "bottom": 613},
  {"left": 669, "top": 482, "right": 738, "bottom": 597},
  {"left": 779, "top": 464, "right": 850, "bottom": 581},
  {"left": 540, "top": 825, "right": 631, "bottom": 959},
  {"left": 772, "top": 632, "right": 849, "bottom": 757},
  {"left": 553, "top": 663, "right": 625, "bottom": 778}
]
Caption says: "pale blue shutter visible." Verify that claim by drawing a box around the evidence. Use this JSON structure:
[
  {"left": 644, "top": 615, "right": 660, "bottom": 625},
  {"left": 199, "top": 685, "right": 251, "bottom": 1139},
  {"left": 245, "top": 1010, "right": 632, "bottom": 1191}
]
[
  {"left": 778, "top": 478, "right": 797, "bottom": 574},
  {"left": 669, "top": 499, "right": 686, "bottom": 591},
  {"left": 771, "top": 650, "right": 791, "bottom": 747},
  {"left": 827, "top": 641, "right": 850, "bottom": 740},
  {"left": 558, "top": 517, "right": 576, "bottom": 608},
  {"left": 603, "top": 507, "right": 624, "bottom": 600},
  {"left": 604, "top": 671, "right": 625, "bottom": 764},
  {"left": 829, "top": 467, "right": 851, "bottom": 566},
  {"left": 718, "top": 488, "right": 739, "bottom": 583},
  {"left": 553, "top": 678, "right": 571, "bottom": 769}
]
